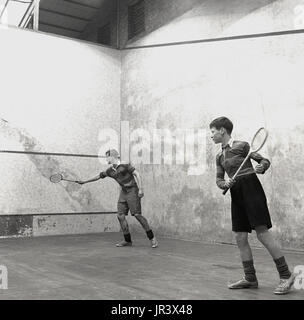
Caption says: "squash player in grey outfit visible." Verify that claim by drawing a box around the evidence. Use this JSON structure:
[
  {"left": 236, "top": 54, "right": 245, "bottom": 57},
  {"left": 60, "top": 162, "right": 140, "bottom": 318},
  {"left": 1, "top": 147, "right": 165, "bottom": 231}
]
[{"left": 77, "top": 149, "right": 158, "bottom": 248}]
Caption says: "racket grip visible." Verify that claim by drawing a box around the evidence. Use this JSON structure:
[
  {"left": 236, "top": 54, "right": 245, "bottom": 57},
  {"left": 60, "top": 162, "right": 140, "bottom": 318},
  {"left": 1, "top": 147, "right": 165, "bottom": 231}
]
[{"left": 222, "top": 188, "right": 229, "bottom": 195}]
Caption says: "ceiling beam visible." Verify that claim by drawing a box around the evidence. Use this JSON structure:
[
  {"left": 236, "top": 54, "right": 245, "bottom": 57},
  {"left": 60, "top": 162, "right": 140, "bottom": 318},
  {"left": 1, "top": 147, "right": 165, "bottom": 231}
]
[
  {"left": 19, "top": 0, "right": 35, "bottom": 27},
  {"left": 40, "top": 7, "right": 91, "bottom": 22},
  {"left": 33, "top": 0, "right": 40, "bottom": 30},
  {"left": 0, "top": 0, "right": 10, "bottom": 21},
  {"left": 39, "top": 21, "right": 85, "bottom": 33},
  {"left": 63, "top": 0, "right": 100, "bottom": 10}
]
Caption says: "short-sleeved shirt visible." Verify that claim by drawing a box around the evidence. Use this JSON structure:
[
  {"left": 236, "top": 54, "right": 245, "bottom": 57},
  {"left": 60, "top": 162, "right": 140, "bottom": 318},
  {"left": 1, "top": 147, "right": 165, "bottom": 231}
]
[
  {"left": 216, "top": 140, "right": 270, "bottom": 190},
  {"left": 100, "top": 163, "right": 138, "bottom": 189}
]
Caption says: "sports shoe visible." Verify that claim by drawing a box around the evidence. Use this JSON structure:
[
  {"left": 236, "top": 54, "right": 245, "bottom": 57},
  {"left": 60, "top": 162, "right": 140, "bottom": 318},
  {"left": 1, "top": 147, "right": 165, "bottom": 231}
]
[
  {"left": 273, "top": 273, "right": 295, "bottom": 295},
  {"left": 228, "top": 277, "right": 258, "bottom": 289},
  {"left": 151, "top": 237, "right": 158, "bottom": 248},
  {"left": 116, "top": 240, "right": 132, "bottom": 247}
]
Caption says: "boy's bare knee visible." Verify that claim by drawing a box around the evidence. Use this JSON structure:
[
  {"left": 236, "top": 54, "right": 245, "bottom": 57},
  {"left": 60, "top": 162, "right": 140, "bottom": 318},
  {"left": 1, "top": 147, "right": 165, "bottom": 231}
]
[
  {"left": 256, "top": 231, "right": 268, "bottom": 242},
  {"left": 235, "top": 232, "right": 248, "bottom": 247},
  {"left": 255, "top": 225, "right": 268, "bottom": 242},
  {"left": 117, "top": 213, "right": 126, "bottom": 222},
  {"left": 255, "top": 225, "right": 268, "bottom": 234}
]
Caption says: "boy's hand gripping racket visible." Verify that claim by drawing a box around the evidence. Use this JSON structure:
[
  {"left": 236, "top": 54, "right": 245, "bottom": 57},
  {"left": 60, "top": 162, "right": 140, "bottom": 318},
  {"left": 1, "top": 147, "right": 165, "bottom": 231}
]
[
  {"left": 50, "top": 173, "right": 77, "bottom": 184},
  {"left": 222, "top": 127, "right": 268, "bottom": 195}
]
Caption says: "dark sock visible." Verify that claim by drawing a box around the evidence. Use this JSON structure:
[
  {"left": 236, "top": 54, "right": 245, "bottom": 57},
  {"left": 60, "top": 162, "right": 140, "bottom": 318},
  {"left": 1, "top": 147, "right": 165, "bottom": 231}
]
[
  {"left": 146, "top": 230, "right": 154, "bottom": 240},
  {"left": 124, "top": 233, "right": 132, "bottom": 243},
  {"left": 242, "top": 260, "right": 257, "bottom": 282},
  {"left": 274, "top": 256, "right": 291, "bottom": 279}
]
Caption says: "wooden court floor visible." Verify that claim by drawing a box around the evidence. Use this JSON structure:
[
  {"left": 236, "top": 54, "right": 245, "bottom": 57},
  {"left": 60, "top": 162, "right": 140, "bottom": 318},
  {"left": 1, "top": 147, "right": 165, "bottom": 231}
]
[{"left": 0, "top": 233, "right": 303, "bottom": 300}]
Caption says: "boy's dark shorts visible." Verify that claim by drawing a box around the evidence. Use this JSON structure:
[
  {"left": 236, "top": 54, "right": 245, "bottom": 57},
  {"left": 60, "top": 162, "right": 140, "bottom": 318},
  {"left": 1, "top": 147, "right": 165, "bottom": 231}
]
[
  {"left": 230, "top": 173, "right": 272, "bottom": 233},
  {"left": 117, "top": 187, "right": 142, "bottom": 216}
]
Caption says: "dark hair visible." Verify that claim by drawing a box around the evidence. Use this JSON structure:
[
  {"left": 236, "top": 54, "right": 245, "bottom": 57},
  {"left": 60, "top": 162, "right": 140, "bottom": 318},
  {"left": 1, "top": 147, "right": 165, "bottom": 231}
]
[
  {"left": 209, "top": 117, "right": 233, "bottom": 134},
  {"left": 105, "top": 149, "right": 120, "bottom": 158}
]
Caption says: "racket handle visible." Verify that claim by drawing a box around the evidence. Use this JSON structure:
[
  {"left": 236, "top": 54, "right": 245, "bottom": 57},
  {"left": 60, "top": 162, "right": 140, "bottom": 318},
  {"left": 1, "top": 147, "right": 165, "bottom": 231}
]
[
  {"left": 63, "top": 179, "right": 77, "bottom": 183},
  {"left": 222, "top": 188, "right": 229, "bottom": 195}
]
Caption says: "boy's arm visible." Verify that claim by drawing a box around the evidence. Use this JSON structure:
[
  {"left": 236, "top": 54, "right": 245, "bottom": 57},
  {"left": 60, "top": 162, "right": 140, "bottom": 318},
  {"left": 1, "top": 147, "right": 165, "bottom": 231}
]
[
  {"left": 216, "top": 154, "right": 227, "bottom": 190},
  {"left": 77, "top": 173, "right": 105, "bottom": 185},
  {"left": 244, "top": 143, "right": 271, "bottom": 173},
  {"left": 251, "top": 152, "right": 270, "bottom": 174},
  {"left": 132, "top": 170, "right": 144, "bottom": 197}
]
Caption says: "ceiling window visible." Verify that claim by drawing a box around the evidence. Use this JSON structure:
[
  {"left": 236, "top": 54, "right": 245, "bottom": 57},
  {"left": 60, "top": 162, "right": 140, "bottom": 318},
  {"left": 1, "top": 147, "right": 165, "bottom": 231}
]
[{"left": 0, "top": 0, "right": 35, "bottom": 28}]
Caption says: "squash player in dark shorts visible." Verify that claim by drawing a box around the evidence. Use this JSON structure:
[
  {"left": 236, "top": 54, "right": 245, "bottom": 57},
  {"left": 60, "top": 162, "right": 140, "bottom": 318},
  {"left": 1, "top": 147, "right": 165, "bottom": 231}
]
[
  {"left": 77, "top": 149, "right": 158, "bottom": 248},
  {"left": 209, "top": 117, "right": 295, "bottom": 295}
]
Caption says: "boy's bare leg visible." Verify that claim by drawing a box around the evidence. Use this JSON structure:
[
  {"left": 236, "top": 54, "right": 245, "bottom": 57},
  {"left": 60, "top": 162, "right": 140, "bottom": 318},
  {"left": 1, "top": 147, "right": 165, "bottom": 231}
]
[
  {"left": 134, "top": 214, "right": 150, "bottom": 231},
  {"left": 255, "top": 225, "right": 294, "bottom": 294},
  {"left": 134, "top": 214, "right": 158, "bottom": 248},
  {"left": 235, "top": 232, "right": 253, "bottom": 261},
  {"left": 255, "top": 226, "right": 283, "bottom": 259},
  {"left": 228, "top": 232, "right": 258, "bottom": 289},
  {"left": 116, "top": 213, "right": 132, "bottom": 246},
  {"left": 117, "top": 213, "right": 130, "bottom": 235}
]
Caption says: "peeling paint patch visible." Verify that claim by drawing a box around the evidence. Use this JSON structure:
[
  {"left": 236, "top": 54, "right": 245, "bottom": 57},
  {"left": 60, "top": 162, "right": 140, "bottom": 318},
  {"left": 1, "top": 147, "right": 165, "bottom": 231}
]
[
  {"left": 0, "top": 122, "right": 107, "bottom": 212},
  {"left": 0, "top": 215, "right": 33, "bottom": 237},
  {"left": 33, "top": 214, "right": 119, "bottom": 236},
  {"left": 37, "top": 218, "right": 46, "bottom": 228}
]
